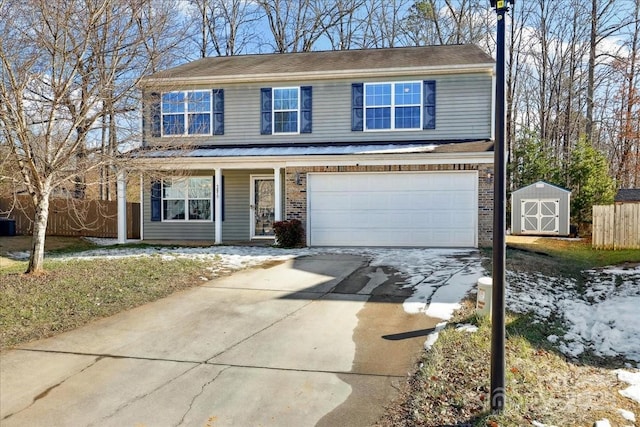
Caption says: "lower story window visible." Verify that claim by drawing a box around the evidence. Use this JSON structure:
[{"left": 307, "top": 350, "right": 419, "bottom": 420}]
[{"left": 163, "top": 177, "right": 212, "bottom": 221}]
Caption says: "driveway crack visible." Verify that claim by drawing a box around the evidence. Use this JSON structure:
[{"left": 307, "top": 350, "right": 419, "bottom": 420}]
[
  {"left": 175, "top": 365, "right": 232, "bottom": 427},
  {"left": 88, "top": 362, "right": 202, "bottom": 427},
  {"left": 1, "top": 355, "right": 103, "bottom": 421}
]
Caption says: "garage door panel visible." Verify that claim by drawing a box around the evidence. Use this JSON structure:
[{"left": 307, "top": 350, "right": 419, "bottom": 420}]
[{"left": 308, "top": 172, "right": 477, "bottom": 247}]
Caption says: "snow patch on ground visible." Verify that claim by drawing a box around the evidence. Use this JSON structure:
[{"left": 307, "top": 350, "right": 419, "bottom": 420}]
[
  {"left": 10, "top": 239, "right": 640, "bottom": 364},
  {"left": 5, "top": 251, "right": 30, "bottom": 260},
  {"left": 456, "top": 324, "right": 478, "bottom": 333},
  {"left": 424, "top": 322, "right": 447, "bottom": 351},
  {"left": 506, "top": 265, "right": 640, "bottom": 362},
  {"left": 616, "top": 408, "right": 635, "bottom": 422},
  {"left": 616, "top": 370, "right": 640, "bottom": 404}
]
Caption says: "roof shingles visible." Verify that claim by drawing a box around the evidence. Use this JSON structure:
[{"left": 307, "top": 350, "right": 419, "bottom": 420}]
[
  {"left": 615, "top": 189, "right": 640, "bottom": 202},
  {"left": 142, "top": 45, "right": 494, "bottom": 84}
]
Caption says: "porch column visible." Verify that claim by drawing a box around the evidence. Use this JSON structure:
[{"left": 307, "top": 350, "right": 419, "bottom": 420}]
[
  {"left": 214, "top": 168, "right": 222, "bottom": 244},
  {"left": 117, "top": 169, "right": 126, "bottom": 244},
  {"left": 274, "top": 167, "right": 282, "bottom": 222}
]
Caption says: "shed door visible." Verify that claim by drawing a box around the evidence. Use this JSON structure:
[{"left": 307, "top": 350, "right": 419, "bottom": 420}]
[
  {"left": 307, "top": 172, "right": 477, "bottom": 247},
  {"left": 521, "top": 199, "right": 559, "bottom": 234}
]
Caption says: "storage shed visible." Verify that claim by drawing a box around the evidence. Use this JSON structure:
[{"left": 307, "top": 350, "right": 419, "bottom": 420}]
[
  {"left": 614, "top": 188, "right": 640, "bottom": 204},
  {"left": 511, "top": 181, "right": 571, "bottom": 236}
]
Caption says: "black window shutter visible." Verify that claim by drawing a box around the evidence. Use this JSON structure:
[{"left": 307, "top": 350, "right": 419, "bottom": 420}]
[
  {"left": 213, "top": 89, "right": 224, "bottom": 135},
  {"left": 150, "top": 92, "right": 161, "bottom": 137},
  {"left": 423, "top": 80, "right": 436, "bottom": 130},
  {"left": 260, "top": 88, "right": 272, "bottom": 135},
  {"left": 300, "top": 86, "right": 312, "bottom": 133},
  {"left": 151, "top": 180, "right": 161, "bottom": 221},
  {"left": 351, "top": 83, "right": 363, "bottom": 131}
]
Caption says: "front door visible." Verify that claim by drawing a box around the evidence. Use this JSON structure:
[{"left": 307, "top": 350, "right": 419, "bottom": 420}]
[{"left": 250, "top": 176, "right": 275, "bottom": 238}]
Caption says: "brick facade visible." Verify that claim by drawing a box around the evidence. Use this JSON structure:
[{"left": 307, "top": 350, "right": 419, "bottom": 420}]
[{"left": 285, "top": 163, "right": 494, "bottom": 247}]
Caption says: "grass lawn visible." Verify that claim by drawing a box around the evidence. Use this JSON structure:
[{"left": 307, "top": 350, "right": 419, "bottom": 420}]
[
  {"left": 1, "top": 236, "right": 638, "bottom": 425},
  {"left": 379, "top": 237, "right": 640, "bottom": 427},
  {"left": 0, "top": 254, "right": 216, "bottom": 350},
  {"left": 506, "top": 236, "right": 640, "bottom": 272}
]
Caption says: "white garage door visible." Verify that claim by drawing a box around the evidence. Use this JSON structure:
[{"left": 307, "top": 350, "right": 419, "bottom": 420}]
[{"left": 307, "top": 172, "right": 477, "bottom": 247}]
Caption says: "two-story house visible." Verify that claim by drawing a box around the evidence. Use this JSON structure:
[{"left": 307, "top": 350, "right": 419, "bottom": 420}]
[{"left": 125, "top": 44, "right": 495, "bottom": 247}]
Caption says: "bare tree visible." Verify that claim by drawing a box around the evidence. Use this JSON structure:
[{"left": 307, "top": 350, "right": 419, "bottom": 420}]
[
  {"left": 401, "top": 0, "right": 493, "bottom": 49},
  {"left": 585, "top": 0, "right": 632, "bottom": 143},
  {"left": 610, "top": 0, "right": 640, "bottom": 187},
  {"left": 257, "top": 0, "right": 354, "bottom": 52},
  {"left": 321, "top": 0, "right": 366, "bottom": 50},
  {"left": 0, "top": 0, "right": 181, "bottom": 273},
  {"left": 359, "top": 0, "right": 412, "bottom": 48},
  {"left": 189, "top": 0, "right": 263, "bottom": 57}
]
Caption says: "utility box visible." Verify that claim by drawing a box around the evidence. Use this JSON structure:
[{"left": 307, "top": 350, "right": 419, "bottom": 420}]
[
  {"left": 0, "top": 218, "right": 16, "bottom": 236},
  {"left": 476, "top": 277, "right": 493, "bottom": 316}
]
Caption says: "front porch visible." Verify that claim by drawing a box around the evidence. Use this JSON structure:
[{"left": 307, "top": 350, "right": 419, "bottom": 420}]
[{"left": 116, "top": 165, "right": 287, "bottom": 244}]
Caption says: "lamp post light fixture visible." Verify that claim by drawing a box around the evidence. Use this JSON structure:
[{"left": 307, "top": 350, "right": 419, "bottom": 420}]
[{"left": 489, "top": 0, "right": 514, "bottom": 414}]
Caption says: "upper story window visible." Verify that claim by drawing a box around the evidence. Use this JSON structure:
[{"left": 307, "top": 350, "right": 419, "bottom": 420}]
[
  {"left": 261, "top": 86, "right": 312, "bottom": 135},
  {"left": 162, "top": 177, "right": 212, "bottom": 221},
  {"left": 365, "top": 82, "right": 422, "bottom": 130},
  {"left": 273, "top": 88, "right": 299, "bottom": 133},
  {"left": 154, "top": 89, "right": 224, "bottom": 137},
  {"left": 352, "top": 80, "right": 436, "bottom": 132},
  {"left": 162, "top": 91, "right": 211, "bottom": 136}
]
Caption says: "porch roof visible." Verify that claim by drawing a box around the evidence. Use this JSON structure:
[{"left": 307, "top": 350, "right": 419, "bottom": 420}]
[{"left": 135, "top": 140, "right": 494, "bottom": 159}]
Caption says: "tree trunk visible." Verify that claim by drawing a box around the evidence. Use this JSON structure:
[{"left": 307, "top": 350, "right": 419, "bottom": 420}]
[
  {"left": 26, "top": 193, "right": 50, "bottom": 274},
  {"left": 586, "top": 0, "right": 597, "bottom": 142}
]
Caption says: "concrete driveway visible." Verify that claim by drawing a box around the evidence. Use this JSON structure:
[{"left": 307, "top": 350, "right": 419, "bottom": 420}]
[{"left": 1, "top": 253, "right": 449, "bottom": 427}]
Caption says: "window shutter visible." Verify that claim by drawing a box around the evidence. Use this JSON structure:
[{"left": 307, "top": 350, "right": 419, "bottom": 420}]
[
  {"left": 213, "top": 89, "right": 224, "bottom": 135},
  {"left": 423, "top": 80, "right": 436, "bottom": 130},
  {"left": 151, "top": 180, "right": 161, "bottom": 221},
  {"left": 351, "top": 83, "right": 363, "bottom": 131},
  {"left": 300, "top": 86, "right": 312, "bottom": 133},
  {"left": 150, "top": 92, "right": 161, "bottom": 137},
  {"left": 260, "top": 88, "right": 272, "bottom": 135}
]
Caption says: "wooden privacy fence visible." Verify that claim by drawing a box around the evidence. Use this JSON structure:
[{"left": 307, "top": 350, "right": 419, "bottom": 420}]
[
  {"left": 0, "top": 196, "right": 140, "bottom": 239},
  {"left": 592, "top": 204, "right": 640, "bottom": 249}
]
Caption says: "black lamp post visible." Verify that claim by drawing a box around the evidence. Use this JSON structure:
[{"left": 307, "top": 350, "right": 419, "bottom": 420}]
[{"left": 489, "top": 0, "right": 514, "bottom": 414}]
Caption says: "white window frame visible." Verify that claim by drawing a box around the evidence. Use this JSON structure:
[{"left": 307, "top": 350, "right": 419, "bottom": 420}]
[
  {"left": 272, "top": 87, "right": 300, "bottom": 134},
  {"left": 364, "top": 81, "right": 422, "bottom": 132},
  {"left": 161, "top": 90, "right": 213, "bottom": 137},
  {"left": 161, "top": 177, "right": 213, "bottom": 222}
]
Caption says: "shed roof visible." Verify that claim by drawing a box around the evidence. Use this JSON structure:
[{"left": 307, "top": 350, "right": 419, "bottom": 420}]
[
  {"left": 614, "top": 189, "right": 640, "bottom": 202},
  {"left": 512, "top": 181, "right": 571, "bottom": 195},
  {"left": 141, "top": 45, "right": 495, "bottom": 85}
]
